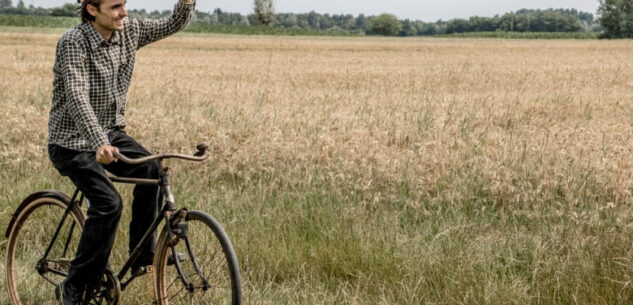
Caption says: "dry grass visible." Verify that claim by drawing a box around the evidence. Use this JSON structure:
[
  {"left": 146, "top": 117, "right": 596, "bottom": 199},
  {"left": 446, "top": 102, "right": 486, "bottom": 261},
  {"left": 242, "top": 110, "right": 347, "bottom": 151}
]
[{"left": 2, "top": 29, "right": 633, "bottom": 304}]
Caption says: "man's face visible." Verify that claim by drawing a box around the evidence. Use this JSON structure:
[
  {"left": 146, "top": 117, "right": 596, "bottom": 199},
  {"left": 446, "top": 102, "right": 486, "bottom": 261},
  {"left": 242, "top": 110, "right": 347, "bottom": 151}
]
[{"left": 89, "top": 0, "right": 128, "bottom": 32}]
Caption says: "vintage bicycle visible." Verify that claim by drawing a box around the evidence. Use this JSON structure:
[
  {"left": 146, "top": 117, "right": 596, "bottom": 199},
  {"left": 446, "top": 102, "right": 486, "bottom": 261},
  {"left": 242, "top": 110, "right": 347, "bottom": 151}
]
[{"left": 5, "top": 143, "right": 241, "bottom": 305}]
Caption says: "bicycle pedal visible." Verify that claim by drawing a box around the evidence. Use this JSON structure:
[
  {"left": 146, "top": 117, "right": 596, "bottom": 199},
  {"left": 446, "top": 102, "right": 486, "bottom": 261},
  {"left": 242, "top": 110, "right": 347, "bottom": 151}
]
[{"left": 132, "top": 265, "right": 154, "bottom": 277}]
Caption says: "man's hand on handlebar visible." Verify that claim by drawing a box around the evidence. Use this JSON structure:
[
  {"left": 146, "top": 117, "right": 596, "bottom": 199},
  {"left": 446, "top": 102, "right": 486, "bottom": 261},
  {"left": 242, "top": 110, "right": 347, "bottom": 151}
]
[{"left": 97, "top": 144, "right": 119, "bottom": 165}]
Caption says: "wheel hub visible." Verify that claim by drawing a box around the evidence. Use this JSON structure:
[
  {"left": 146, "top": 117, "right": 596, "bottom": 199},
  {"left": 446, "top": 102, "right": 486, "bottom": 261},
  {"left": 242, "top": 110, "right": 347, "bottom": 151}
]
[{"left": 35, "top": 259, "right": 48, "bottom": 275}]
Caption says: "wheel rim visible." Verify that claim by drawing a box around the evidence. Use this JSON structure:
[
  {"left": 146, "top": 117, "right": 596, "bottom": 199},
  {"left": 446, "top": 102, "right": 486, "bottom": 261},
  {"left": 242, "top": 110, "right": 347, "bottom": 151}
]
[
  {"left": 6, "top": 198, "right": 83, "bottom": 305},
  {"left": 155, "top": 212, "right": 237, "bottom": 305}
]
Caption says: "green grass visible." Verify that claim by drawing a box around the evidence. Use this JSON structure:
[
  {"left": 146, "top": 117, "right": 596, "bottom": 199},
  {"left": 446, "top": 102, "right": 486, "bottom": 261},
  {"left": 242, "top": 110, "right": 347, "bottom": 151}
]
[{"left": 4, "top": 155, "right": 633, "bottom": 304}]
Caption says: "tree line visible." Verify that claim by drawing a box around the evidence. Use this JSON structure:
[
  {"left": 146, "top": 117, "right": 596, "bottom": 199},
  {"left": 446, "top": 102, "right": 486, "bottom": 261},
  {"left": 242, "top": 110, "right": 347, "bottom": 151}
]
[
  {"left": 0, "top": 0, "right": 623, "bottom": 37},
  {"left": 598, "top": 0, "right": 633, "bottom": 38}
]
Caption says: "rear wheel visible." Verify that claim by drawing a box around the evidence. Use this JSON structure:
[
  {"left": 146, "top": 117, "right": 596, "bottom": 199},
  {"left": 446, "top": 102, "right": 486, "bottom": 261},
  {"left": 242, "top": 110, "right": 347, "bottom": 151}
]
[
  {"left": 153, "top": 210, "right": 241, "bottom": 305},
  {"left": 6, "top": 194, "right": 85, "bottom": 305}
]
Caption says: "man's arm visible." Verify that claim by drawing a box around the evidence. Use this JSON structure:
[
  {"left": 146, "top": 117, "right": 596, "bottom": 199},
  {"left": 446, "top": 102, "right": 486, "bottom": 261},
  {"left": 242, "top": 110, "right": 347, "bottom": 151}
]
[
  {"left": 59, "top": 37, "right": 111, "bottom": 152},
  {"left": 134, "top": 0, "right": 195, "bottom": 49}
]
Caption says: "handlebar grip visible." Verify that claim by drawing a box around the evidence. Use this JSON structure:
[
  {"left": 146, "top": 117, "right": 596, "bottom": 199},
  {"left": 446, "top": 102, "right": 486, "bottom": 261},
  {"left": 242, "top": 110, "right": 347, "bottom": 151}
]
[{"left": 194, "top": 142, "right": 209, "bottom": 157}]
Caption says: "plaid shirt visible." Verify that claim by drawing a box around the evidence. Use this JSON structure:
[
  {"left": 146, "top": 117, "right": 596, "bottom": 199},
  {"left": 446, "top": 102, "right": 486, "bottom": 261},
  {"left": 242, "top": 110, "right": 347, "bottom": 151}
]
[{"left": 48, "top": 0, "right": 195, "bottom": 151}]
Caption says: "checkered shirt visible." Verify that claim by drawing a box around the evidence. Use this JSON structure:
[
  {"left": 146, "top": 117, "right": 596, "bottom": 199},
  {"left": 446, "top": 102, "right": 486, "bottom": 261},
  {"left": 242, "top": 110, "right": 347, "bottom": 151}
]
[{"left": 48, "top": 0, "right": 195, "bottom": 151}]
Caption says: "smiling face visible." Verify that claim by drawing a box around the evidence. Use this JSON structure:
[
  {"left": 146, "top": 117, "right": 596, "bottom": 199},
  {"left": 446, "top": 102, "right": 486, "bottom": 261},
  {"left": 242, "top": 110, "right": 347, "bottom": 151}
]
[{"left": 88, "top": 0, "right": 128, "bottom": 39}]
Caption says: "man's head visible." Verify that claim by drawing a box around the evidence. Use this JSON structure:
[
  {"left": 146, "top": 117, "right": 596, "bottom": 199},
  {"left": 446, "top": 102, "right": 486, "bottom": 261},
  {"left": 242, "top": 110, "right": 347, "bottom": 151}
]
[
  {"left": 79, "top": 0, "right": 128, "bottom": 33},
  {"left": 79, "top": 0, "right": 102, "bottom": 23}
]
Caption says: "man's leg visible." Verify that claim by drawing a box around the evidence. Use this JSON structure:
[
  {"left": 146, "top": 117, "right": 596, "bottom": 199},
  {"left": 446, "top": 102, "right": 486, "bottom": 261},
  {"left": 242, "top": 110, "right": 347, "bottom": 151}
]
[
  {"left": 104, "top": 130, "right": 161, "bottom": 271},
  {"left": 48, "top": 145, "right": 123, "bottom": 303}
]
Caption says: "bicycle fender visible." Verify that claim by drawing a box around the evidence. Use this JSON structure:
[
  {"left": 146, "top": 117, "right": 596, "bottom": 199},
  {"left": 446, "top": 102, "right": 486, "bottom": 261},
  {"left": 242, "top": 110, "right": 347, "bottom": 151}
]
[{"left": 5, "top": 190, "right": 72, "bottom": 238}]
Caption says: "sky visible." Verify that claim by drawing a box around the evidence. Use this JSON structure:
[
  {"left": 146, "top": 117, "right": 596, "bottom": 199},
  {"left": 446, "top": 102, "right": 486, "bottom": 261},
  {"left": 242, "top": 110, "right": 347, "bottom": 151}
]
[{"left": 26, "top": 0, "right": 601, "bottom": 22}]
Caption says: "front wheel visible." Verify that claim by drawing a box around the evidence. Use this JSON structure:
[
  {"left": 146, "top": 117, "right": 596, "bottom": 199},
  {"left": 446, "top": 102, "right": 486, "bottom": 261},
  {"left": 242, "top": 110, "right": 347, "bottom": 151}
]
[{"left": 153, "top": 210, "right": 241, "bottom": 305}]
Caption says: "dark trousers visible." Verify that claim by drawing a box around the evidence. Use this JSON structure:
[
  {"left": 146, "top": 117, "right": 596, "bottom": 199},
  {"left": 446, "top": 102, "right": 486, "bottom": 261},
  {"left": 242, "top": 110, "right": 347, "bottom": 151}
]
[{"left": 48, "top": 129, "right": 160, "bottom": 295}]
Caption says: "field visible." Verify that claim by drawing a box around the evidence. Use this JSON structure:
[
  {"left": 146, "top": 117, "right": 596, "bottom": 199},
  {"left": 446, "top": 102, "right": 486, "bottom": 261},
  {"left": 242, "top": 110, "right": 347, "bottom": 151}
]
[{"left": 1, "top": 27, "right": 633, "bottom": 304}]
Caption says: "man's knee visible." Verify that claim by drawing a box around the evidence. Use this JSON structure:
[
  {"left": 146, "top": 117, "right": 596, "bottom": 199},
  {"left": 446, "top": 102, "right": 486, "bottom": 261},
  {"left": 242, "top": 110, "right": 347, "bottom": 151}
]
[
  {"left": 144, "top": 160, "right": 160, "bottom": 179},
  {"left": 87, "top": 193, "right": 123, "bottom": 219}
]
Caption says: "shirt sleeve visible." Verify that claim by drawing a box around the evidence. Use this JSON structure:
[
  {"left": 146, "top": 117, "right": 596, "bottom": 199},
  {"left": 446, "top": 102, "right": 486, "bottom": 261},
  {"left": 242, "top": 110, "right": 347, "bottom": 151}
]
[
  {"left": 59, "top": 37, "right": 110, "bottom": 150},
  {"left": 135, "top": 0, "right": 195, "bottom": 49}
]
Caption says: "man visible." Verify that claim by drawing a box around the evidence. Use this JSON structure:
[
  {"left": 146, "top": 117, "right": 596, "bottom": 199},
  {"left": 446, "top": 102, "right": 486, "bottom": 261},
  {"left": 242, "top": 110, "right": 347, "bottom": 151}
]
[{"left": 47, "top": 0, "right": 195, "bottom": 303}]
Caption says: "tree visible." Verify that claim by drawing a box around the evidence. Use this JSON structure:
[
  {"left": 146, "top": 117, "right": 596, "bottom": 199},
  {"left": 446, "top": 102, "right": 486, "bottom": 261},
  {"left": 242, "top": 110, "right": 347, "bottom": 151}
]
[
  {"left": 11, "top": 0, "right": 26, "bottom": 14},
  {"left": 319, "top": 13, "right": 333, "bottom": 30},
  {"left": 354, "top": 14, "right": 370, "bottom": 32},
  {"left": 399, "top": 19, "right": 416, "bottom": 36},
  {"left": 281, "top": 14, "right": 298, "bottom": 27},
  {"left": 0, "top": 0, "right": 12, "bottom": 10},
  {"left": 445, "top": 18, "right": 472, "bottom": 33},
  {"left": 598, "top": 0, "right": 633, "bottom": 38},
  {"left": 306, "top": 11, "right": 319, "bottom": 29},
  {"left": 209, "top": 13, "right": 219, "bottom": 24},
  {"left": 51, "top": 3, "right": 78, "bottom": 17},
  {"left": 240, "top": 15, "right": 250, "bottom": 26},
  {"left": 253, "top": 0, "right": 275, "bottom": 26},
  {"left": 369, "top": 13, "right": 402, "bottom": 36}
]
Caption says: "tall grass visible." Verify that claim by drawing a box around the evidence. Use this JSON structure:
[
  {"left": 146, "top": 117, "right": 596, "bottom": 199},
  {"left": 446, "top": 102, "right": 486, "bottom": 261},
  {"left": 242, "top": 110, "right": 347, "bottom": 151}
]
[{"left": 1, "top": 30, "right": 633, "bottom": 304}]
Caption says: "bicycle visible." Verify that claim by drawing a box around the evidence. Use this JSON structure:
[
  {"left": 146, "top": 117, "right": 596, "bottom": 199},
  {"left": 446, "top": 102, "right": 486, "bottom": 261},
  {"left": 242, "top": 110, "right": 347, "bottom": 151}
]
[{"left": 5, "top": 143, "right": 242, "bottom": 305}]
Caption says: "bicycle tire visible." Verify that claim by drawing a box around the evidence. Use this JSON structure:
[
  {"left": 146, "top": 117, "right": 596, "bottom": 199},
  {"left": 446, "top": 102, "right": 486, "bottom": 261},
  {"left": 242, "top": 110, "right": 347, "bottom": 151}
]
[
  {"left": 153, "top": 210, "right": 242, "bottom": 305},
  {"left": 5, "top": 193, "right": 85, "bottom": 305}
]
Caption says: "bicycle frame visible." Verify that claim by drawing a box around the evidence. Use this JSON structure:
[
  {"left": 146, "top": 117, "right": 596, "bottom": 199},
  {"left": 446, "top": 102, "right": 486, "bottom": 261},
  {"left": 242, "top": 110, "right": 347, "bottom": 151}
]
[{"left": 41, "top": 155, "right": 209, "bottom": 292}]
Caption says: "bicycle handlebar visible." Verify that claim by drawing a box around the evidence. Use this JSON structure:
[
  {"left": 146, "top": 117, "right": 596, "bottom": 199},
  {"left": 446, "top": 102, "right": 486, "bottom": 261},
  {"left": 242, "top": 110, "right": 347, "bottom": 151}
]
[{"left": 114, "top": 142, "right": 209, "bottom": 165}]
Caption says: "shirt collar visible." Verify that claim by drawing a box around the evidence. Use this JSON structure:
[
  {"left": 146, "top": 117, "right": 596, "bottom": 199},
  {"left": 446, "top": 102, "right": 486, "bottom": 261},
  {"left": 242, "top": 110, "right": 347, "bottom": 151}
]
[
  {"left": 110, "top": 30, "right": 121, "bottom": 45},
  {"left": 81, "top": 22, "right": 121, "bottom": 50}
]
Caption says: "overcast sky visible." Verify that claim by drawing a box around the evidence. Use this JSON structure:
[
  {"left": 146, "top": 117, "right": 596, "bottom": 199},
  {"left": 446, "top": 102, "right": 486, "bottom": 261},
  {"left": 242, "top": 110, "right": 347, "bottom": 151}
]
[{"left": 26, "top": 0, "right": 600, "bottom": 21}]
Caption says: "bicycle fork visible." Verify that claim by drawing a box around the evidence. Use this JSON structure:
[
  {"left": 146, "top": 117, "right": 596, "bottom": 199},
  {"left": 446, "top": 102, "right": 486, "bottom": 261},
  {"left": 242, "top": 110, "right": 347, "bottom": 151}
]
[
  {"left": 160, "top": 167, "right": 209, "bottom": 292},
  {"left": 165, "top": 209, "right": 211, "bottom": 292}
]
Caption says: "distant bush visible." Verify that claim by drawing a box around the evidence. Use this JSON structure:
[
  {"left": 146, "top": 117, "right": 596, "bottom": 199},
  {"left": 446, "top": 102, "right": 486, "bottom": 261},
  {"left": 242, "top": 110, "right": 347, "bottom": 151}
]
[
  {"left": 183, "top": 23, "right": 350, "bottom": 36},
  {"left": 438, "top": 31, "right": 599, "bottom": 39},
  {"left": 369, "top": 14, "right": 402, "bottom": 36},
  {"left": 0, "top": 14, "right": 78, "bottom": 28},
  {"left": 50, "top": 3, "right": 77, "bottom": 17}
]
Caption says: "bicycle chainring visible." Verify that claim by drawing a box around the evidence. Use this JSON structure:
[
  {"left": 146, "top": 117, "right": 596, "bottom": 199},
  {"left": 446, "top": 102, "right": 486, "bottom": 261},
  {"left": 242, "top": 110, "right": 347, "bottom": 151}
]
[{"left": 83, "top": 269, "right": 121, "bottom": 305}]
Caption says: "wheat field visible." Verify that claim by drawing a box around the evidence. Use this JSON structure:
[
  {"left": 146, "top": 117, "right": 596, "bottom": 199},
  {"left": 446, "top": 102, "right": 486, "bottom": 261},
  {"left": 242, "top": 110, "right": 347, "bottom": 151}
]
[{"left": 2, "top": 27, "right": 633, "bottom": 304}]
